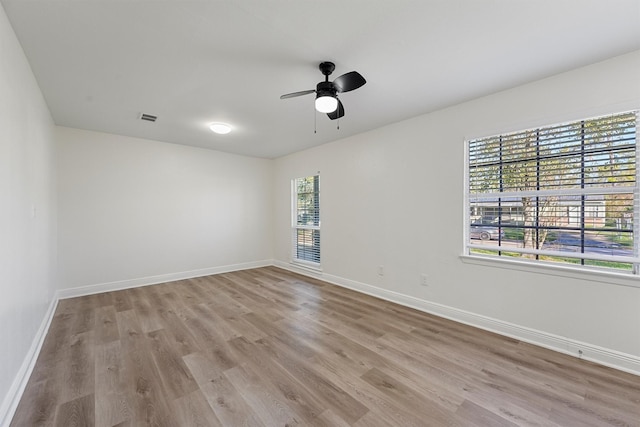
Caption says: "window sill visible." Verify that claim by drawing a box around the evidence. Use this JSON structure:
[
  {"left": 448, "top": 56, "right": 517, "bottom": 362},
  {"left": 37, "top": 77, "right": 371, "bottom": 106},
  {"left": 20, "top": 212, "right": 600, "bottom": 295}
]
[
  {"left": 291, "top": 260, "right": 323, "bottom": 273},
  {"left": 460, "top": 254, "right": 640, "bottom": 289}
]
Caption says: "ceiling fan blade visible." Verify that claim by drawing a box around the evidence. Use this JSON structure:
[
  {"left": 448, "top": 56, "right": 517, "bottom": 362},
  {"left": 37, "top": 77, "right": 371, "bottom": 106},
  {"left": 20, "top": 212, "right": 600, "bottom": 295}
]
[
  {"left": 333, "top": 71, "right": 366, "bottom": 93},
  {"left": 280, "top": 89, "right": 315, "bottom": 99},
  {"left": 327, "top": 99, "right": 344, "bottom": 120}
]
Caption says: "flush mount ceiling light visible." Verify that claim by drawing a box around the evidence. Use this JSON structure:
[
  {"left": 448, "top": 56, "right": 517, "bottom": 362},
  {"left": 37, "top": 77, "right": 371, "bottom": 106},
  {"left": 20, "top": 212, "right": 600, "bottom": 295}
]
[{"left": 209, "top": 122, "right": 232, "bottom": 134}]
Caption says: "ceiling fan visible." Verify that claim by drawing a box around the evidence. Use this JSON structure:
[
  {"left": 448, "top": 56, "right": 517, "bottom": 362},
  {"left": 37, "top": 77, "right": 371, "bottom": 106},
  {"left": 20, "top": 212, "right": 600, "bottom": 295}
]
[{"left": 280, "top": 62, "right": 366, "bottom": 120}]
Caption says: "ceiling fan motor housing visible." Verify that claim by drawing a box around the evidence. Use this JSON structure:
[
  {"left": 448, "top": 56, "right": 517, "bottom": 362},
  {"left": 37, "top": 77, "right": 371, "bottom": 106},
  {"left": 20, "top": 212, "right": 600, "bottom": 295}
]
[{"left": 316, "top": 81, "right": 336, "bottom": 98}]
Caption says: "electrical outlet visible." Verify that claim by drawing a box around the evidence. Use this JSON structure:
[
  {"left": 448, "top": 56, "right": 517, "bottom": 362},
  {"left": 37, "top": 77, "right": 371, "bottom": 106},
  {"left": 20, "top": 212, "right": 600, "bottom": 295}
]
[
  {"left": 377, "top": 266, "right": 384, "bottom": 276},
  {"left": 420, "top": 274, "right": 428, "bottom": 286}
]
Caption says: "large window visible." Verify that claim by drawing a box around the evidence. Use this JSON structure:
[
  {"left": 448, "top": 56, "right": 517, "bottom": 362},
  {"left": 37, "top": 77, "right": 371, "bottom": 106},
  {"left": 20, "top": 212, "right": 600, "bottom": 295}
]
[
  {"left": 466, "top": 111, "right": 638, "bottom": 274},
  {"left": 292, "top": 174, "right": 320, "bottom": 266}
]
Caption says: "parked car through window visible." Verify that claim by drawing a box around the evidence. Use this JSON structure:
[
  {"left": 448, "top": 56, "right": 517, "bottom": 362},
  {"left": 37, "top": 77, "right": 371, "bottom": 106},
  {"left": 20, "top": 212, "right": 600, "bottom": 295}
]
[{"left": 470, "top": 221, "right": 504, "bottom": 240}]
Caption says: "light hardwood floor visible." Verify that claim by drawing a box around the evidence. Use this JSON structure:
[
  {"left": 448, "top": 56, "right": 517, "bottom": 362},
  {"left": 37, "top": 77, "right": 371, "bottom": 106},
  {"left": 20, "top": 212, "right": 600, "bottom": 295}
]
[{"left": 10, "top": 267, "right": 640, "bottom": 426}]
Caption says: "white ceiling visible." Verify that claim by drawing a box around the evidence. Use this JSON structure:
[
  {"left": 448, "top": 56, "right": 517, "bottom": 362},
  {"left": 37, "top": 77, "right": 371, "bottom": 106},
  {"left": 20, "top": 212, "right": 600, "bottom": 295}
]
[{"left": 3, "top": 0, "right": 639, "bottom": 159}]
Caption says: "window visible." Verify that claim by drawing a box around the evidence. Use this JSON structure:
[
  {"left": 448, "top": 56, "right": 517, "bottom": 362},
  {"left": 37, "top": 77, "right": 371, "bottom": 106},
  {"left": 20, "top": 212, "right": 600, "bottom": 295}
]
[
  {"left": 292, "top": 174, "right": 320, "bottom": 266},
  {"left": 466, "top": 111, "right": 638, "bottom": 274}
]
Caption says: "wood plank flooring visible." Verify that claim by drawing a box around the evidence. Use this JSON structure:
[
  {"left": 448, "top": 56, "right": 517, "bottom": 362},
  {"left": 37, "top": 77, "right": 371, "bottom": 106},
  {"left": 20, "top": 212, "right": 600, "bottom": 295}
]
[{"left": 10, "top": 267, "right": 640, "bottom": 426}]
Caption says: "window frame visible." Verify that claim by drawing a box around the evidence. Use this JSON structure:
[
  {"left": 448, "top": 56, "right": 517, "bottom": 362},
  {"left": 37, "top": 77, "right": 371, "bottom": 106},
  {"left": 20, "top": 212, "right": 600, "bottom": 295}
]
[
  {"left": 291, "top": 174, "right": 321, "bottom": 269},
  {"left": 464, "top": 111, "right": 639, "bottom": 276}
]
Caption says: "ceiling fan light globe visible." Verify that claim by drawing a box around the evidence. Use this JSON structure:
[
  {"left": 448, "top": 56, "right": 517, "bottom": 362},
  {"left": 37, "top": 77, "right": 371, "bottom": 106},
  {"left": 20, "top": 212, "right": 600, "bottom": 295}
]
[{"left": 315, "top": 95, "right": 338, "bottom": 113}]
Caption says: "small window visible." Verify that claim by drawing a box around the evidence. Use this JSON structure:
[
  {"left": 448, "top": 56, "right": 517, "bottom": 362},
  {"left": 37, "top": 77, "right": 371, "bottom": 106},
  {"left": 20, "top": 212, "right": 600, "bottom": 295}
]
[
  {"left": 466, "top": 111, "right": 638, "bottom": 274},
  {"left": 292, "top": 174, "right": 320, "bottom": 266}
]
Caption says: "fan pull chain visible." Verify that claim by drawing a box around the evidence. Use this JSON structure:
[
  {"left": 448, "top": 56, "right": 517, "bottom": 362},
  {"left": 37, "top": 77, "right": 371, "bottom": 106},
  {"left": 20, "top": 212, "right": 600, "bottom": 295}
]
[{"left": 314, "top": 107, "right": 317, "bottom": 134}]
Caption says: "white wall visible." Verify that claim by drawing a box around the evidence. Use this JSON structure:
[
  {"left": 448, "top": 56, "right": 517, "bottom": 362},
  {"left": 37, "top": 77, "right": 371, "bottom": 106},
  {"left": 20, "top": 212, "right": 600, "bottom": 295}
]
[
  {"left": 0, "top": 3, "right": 57, "bottom": 423},
  {"left": 57, "top": 127, "right": 273, "bottom": 290},
  {"left": 274, "top": 51, "right": 640, "bottom": 367}
]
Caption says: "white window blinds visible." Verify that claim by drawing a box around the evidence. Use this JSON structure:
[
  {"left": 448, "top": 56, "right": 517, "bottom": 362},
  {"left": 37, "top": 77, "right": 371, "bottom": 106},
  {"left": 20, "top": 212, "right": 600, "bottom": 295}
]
[
  {"left": 292, "top": 175, "right": 320, "bottom": 265},
  {"left": 466, "top": 111, "right": 638, "bottom": 273}
]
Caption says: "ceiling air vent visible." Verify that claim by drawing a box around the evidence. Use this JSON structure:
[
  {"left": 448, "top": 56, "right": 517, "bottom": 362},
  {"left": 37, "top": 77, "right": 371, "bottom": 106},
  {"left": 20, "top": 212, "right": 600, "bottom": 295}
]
[{"left": 139, "top": 113, "right": 157, "bottom": 122}]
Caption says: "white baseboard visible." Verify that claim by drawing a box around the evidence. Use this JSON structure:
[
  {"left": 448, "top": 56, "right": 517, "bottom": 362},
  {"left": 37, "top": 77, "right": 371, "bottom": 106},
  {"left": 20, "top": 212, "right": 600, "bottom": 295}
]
[
  {"left": 57, "top": 259, "right": 274, "bottom": 299},
  {"left": 0, "top": 296, "right": 58, "bottom": 427},
  {"left": 274, "top": 260, "right": 640, "bottom": 376}
]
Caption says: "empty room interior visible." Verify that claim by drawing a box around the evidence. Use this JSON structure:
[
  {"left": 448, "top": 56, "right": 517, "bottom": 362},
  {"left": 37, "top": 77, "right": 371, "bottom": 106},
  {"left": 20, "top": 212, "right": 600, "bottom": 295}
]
[{"left": 1, "top": 1, "right": 640, "bottom": 426}]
